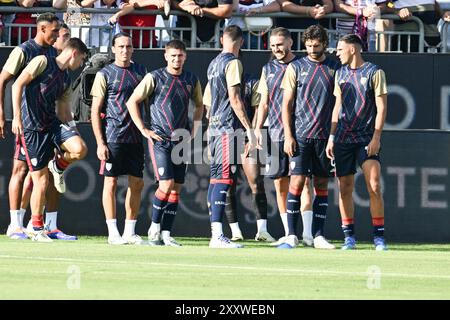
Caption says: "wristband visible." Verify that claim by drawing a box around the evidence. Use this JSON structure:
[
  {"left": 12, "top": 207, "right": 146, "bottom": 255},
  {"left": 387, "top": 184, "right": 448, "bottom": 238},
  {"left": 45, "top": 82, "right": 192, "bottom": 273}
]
[
  {"left": 68, "top": 120, "right": 76, "bottom": 128},
  {"left": 328, "top": 134, "right": 335, "bottom": 142}
]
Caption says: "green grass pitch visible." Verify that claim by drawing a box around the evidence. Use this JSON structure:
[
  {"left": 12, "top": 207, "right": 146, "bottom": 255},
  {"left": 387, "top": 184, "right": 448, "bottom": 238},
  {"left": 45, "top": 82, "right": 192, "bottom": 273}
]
[{"left": 1, "top": 236, "right": 450, "bottom": 300}]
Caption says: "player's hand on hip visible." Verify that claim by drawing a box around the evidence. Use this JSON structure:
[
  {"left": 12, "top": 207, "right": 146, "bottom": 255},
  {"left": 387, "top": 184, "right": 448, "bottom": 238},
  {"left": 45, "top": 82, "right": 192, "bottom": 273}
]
[
  {"left": 11, "top": 117, "right": 23, "bottom": 136},
  {"left": 142, "top": 128, "right": 163, "bottom": 142},
  {"left": 325, "top": 140, "right": 334, "bottom": 160},
  {"left": 366, "top": 138, "right": 380, "bottom": 157},
  {"left": 97, "top": 144, "right": 109, "bottom": 161},
  {"left": 284, "top": 136, "right": 296, "bottom": 157}
]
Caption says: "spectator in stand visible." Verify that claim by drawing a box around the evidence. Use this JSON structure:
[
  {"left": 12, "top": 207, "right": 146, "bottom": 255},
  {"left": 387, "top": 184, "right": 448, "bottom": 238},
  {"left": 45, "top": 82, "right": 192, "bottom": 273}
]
[
  {"left": 0, "top": 0, "right": 17, "bottom": 44},
  {"left": 65, "top": 0, "right": 91, "bottom": 45},
  {"left": 227, "top": 0, "right": 281, "bottom": 49},
  {"left": 173, "top": 0, "right": 233, "bottom": 47},
  {"left": 11, "top": 0, "right": 67, "bottom": 46},
  {"left": 389, "top": 0, "right": 448, "bottom": 52},
  {"left": 334, "top": 0, "right": 388, "bottom": 51},
  {"left": 437, "top": 0, "right": 450, "bottom": 51},
  {"left": 78, "top": 0, "right": 119, "bottom": 48},
  {"left": 108, "top": 0, "right": 166, "bottom": 48},
  {"left": 275, "top": 0, "right": 333, "bottom": 50}
]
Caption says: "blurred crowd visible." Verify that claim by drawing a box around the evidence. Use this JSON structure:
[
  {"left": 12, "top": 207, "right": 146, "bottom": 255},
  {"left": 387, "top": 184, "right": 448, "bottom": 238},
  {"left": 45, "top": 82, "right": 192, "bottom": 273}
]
[{"left": 0, "top": 0, "right": 449, "bottom": 51}]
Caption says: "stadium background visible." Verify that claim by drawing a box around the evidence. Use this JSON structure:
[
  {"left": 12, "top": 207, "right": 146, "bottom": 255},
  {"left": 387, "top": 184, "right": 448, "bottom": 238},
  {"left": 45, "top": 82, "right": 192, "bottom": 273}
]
[{"left": 0, "top": 48, "right": 449, "bottom": 242}]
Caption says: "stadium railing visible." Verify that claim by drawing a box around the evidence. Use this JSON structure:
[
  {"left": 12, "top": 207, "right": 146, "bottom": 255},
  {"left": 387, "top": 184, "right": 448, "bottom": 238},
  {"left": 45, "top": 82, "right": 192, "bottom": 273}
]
[{"left": 0, "top": 6, "right": 446, "bottom": 53}]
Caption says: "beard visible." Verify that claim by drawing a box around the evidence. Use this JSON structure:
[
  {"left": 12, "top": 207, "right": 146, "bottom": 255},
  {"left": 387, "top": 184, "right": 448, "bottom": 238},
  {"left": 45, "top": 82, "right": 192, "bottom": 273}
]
[{"left": 309, "top": 48, "right": 325, "bottom": 60}]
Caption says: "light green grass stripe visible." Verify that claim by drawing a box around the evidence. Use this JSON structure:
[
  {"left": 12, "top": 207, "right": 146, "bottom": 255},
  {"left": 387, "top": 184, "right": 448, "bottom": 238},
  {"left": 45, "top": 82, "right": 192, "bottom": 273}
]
[{"left": 2, "top": 254, "right": 450, "bottom": 280}]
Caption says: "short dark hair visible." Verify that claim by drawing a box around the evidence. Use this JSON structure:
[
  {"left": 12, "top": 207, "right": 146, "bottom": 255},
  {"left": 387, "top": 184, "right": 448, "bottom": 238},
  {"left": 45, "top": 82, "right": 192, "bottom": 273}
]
[
  {"left": 65, "top": 38, "right": 89, "bottom": 55},
  {"left": 36, "top": 12, "right": 59, "bottom": 25},
  {"left": 339, "top": 34, "right": 364, "bottom": 48},
  {"left": 112, "top": 32, "right": 132, "bottom": 46},
  {"left": 60, "top": 23, "right": 70, "bottom": 30},
  {"left": 270, "top": 27, "right": 291, "bottom": 40},
  {"left": 223, "top": 25, "right": 243, "bottom": 42},
  {"left": 165, "top": 39, "right": 186, "bottom": 52},
  {"left": 302, "top": 25, "right": 328, "bottom": 47}
]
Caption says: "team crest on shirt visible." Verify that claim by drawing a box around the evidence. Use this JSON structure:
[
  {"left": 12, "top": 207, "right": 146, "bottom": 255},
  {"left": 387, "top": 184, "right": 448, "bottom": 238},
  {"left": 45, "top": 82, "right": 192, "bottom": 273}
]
[
  {"left": 20, "top": 147, "right": 25, "bottom": 155},
  {"left": 105, "top": 163, "right": 112, "bottom": 171},
  {"left": 31, "top": 158, "right": 38, "bottom": 167},
  {"left": 360, "top": 77, "right": 368, "bottom": 86},
  {"left": 329, "top": 69, "right": 335, "bottom": 77},
  {"left": 186, "top": 85, "right": 192, "bottom": 94},
  {"left": 230, "top": 165, "right": 237, "bottom": 174},
  {"left": 158, "top": 167, "right": 165, "bottom": 176}
]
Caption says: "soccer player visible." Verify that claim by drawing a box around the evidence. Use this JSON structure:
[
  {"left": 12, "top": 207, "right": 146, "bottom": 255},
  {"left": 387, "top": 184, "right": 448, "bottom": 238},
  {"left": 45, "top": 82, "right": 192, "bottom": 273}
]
[
  {"left": 325, "top": 34, "right": 388, "bottom": 251},
  {"left": 0, "top": 12, "right": 61, "bottom": 240},
  {"left": 91, "top": 32, "right": 147, "bottom": 245},
  {"left": 126, "top": 39, "right": 204, "bottom": 247},
  {"left": 279, "top": 25, "right": 339, "bottom": 249},
  {"left": 254, "top": 27, "right": 315, "bottom": 247},
  {"left": 20, "top": 22, "right": 77, "bottom": 240},
  {"left": 204, "top": 73, "right": 275, "bottom": 242},
  {"left": 206, "top": 25, "right": 256, "bottom": 248},
  {"left": 11, "top": 37, "right": 89, "bottom": 242},
  {"left": 53, "top": 23, "right": 71, "bottom": 53}
]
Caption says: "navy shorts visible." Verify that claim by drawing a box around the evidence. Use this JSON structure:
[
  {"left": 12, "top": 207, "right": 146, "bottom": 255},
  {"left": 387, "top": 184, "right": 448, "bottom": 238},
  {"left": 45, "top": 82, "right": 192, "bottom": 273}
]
[
  {"left": 334, "top": 142, "right": 381, "bottom": 177},
  {"left": 265, "top": 140, "right": 289, "bottom": 179},
  {"left": 148, "top": 139, "right": 187, "bottom": 184},
  {"left": 100, "top": 142, "right": 144, "bottom": 178},
  {"left": 209, "top": 134, "right": 244, "bottom": 184},
  {"left": 290, "top": 138, "right": 334, "bottom": 178},
  {"left": 17, "top": 121, "right": 78, "bottom": 171}
]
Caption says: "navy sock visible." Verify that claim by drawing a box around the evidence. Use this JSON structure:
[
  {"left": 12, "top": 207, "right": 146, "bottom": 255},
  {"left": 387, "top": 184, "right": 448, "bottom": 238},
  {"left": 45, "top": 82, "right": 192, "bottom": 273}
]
[
  {"left": 152, "top": 189, "right": 169, "bottom": 223},
  {"left": 342, "top": 223, "right": 355, "bottom": 238},
  {"left": 373, "top": 225, "right": 385, "bottom": 237},
  {"left": 312, "top": 194, "right": 328, "bottom": 238},
  {"left": 207, "top": 183, "right": 214, "bottom": 217},
  {"left": 161, "top": 192, "right": 179, "bottom": 232},
  {"left": 372, "top": 217, "right": 385, "bottom": 237},
  {"left": 286, "top": 186, "right": 301, "bottom": 236},
  {"left": 252, "top": 192, "right": 267, "bottom": 220},
  {"left": 210, "top": 183, "right": 231, "bottom": 223},
  {"left": 225, "top": 183, "right": 237, "bottom": 224}
]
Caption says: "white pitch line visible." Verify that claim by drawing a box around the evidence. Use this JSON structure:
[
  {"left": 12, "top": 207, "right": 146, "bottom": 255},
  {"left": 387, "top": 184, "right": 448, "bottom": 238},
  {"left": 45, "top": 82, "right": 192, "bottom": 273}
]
[{"left": 1, "top": 254, "right": 450, "bottom": 280}]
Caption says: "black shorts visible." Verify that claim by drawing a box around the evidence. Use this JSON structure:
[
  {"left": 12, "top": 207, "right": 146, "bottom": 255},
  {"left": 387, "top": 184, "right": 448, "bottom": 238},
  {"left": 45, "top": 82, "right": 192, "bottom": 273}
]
[
  {"left": 290, "top": 138, "right": 334, "bottom": 178},
  {"left": 265, "top": 140, "right": 289, "bottom": 179},
  {"left": 100, "top": 142, "right": 144, "bottom": 178},
  {"left": 148, "top": 139, "right": 187, "bottom": 184},
  {"left": 17, "top": 122, "right": 78, "bottom": 171},
  {"left": 334, "top": 142, "right": 381, "bottom": 177}
]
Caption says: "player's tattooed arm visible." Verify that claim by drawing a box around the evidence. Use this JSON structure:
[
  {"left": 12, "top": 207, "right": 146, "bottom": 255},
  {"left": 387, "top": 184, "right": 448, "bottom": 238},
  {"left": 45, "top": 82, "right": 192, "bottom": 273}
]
[
  {"left": 229, "top": 85, "right": 257, "bottom": 150},
  {"left": 0, "top": 71, "right": 14, "bottom": 138}
]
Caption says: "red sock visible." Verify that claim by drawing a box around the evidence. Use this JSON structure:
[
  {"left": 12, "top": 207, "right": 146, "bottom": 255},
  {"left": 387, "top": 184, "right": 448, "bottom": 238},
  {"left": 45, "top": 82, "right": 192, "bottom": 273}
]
[{"left": 32, "top": 214, "right": 44, "bottom": 230}]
